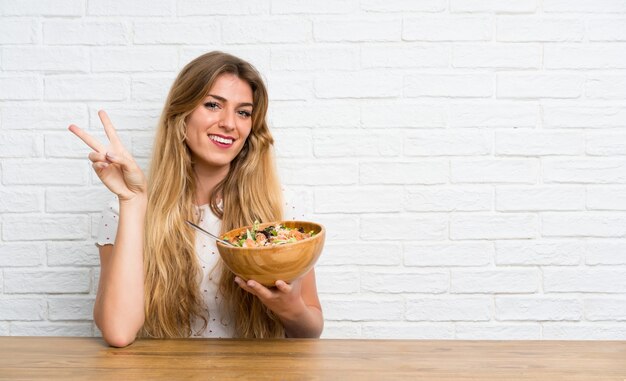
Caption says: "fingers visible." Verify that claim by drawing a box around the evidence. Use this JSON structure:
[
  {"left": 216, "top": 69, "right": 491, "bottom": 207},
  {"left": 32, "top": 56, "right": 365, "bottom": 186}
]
[
  {"left": 68, "top": 124, "right": 106, "bottom": 153},
  {"left": 235, "top": 277, "right": 273, "bottom": 299},
  {"left": 98, "top": 110, "right": 123, "bottom": 147},
  {"left": 275, "top": 280, "right": 292, "bottom": 293},
  {"left": 88, "top": 151, "right": 108, "bottom": 163}
]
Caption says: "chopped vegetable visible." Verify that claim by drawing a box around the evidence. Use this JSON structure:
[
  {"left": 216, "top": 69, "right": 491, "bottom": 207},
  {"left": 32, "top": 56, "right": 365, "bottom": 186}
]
[{"left": 225, "top": 220, "right": 316, "bottom": 248}]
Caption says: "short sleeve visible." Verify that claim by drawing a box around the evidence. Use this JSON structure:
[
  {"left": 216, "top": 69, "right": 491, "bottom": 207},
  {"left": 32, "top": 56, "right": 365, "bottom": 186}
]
[
  {"left": 282, "top": 186, "right": 308, "bottom": 221},
  {"left": 96, "top": 197, "right": 119, "bottom": 247}
]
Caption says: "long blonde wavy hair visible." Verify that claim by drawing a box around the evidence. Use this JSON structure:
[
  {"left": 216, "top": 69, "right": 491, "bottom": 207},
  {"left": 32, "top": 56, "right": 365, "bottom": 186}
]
[{"left": 141, "top": 51, "right": 285, "bottom": 338}]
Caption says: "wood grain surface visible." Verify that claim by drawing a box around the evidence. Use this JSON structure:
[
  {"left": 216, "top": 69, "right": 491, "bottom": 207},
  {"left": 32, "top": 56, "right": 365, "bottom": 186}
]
[{"left": 0, "top": 337, "right": 625, "bottom": 380}]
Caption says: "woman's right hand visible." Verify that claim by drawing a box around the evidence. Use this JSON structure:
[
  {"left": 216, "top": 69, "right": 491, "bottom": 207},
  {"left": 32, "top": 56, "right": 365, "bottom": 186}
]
[{"left": 69, "top": 110, "right": 147, "bottom": 202}]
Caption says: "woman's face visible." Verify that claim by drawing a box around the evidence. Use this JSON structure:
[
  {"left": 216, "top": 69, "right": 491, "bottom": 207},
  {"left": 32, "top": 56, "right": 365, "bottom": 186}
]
[{"left": 185, "top": 73, "right": 254, "bottom": 173}]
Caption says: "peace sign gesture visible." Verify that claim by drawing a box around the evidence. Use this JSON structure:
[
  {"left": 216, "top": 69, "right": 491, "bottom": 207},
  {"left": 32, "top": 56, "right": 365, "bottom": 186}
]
[{"left": 69, "top": 110, "right": 147, "bottom": 202}]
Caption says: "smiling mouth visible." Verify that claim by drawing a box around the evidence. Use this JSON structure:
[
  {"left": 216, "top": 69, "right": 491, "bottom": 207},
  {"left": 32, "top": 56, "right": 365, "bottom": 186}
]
[{"left": 208, "top": 134, "right": 234, "bottom": 145}]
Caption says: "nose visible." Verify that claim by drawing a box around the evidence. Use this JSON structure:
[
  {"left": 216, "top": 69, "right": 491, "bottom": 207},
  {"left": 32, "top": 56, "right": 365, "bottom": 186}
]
[{"left": 218, "top": 110, "right": 236, "bottom": 131}]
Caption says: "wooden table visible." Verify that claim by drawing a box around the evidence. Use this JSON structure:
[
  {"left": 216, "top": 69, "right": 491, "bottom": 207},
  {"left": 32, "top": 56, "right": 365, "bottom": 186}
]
[{"left": 0, "top": 337, "right": 625, "bottom": 380}]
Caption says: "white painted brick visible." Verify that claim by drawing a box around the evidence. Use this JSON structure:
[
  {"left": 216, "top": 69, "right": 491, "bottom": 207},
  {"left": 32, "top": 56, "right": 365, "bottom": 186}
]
[
  {"left": 405, "top": 74, "right": 493, "bottom": 98},
  {"left": 47, "top": 242, "right": 100, "bottom": 267},
  {"left": 224, "top": 17, "right": 310, "bottom": 43},
  {"left": 44, "top": 21, "right": 128, "bottom": 45},
  {"left": 0, "top": 0, "right": 83, "bottom": 16},
  {"left": 266, "top": 73, "right": 312, "bottom": 101},
  {"left": 405, "top": 186, "right": 493, "bottom": 212},
  {"left": 450, "top": 101, "right": 539, "bottom": 128},
  {"left": 362, "top": 323, "right": 454, "bottom": 339},
  {"left": 179, "top": 0, "right": 269, "bottom": 15},
  {"left": 451, "top": 213, "right": 538, "bottom": 240},
  {"left": 497, "top": 17, "right": 584, "bottom": 42},
  {"left": 362, "top": 270, "right": 448, "bottom": 294},
  {"left": 453, "top": 43, "right": 540, "bottom": 69},
  {"left": 543, "top": 213, "right": 626, "bottom": 238},
  {"left": 133, "top": 22, "right": 220, "bottom": 45},
  {"left": 455, "top": 324, "right": 541, "bottom": 339},
  {"left": 315, "top": 71, "right": 402, "bottom": 98},
  {"left": 585, "top": 239, "right": 626, "bottom": 265},
  {"left": 130, "top": 132, "right": 154, "bottom": 159},
  {"left": 543, "top": 0, "right": 626, "bottom": 13},
  {"left": 0, "top": 19, "right": 37, "bottom": 44},
  {"left": 131, "top": 75, "right": 175, "bottom": 102},
  {"left": 269, "top": 101, "right": 359, "bottom": 128},
  {"left": 544, "top": 268, "right": 626, "bottom": 293},
  {"left": 45, "top": 132, "right": 116, "bottom": 159},
  {"left": 496, "top": 186, "right": 585, "bottom": 211},
  {"left": 320, "top": 322, "right": 361, "bottom": 339},
  {"left": 0, "top": 188, "right": 42, "bottom": 212},
  {"left": 0, "top": 243, "right": 44, "bottom": 267},
  {"left": 4, "top": 47, "right": 89, "bottom": 72},
  {"left": 270, "top": 128, "right": 312, "bottom": 158},
  {"left": 451, "top": 159, "right": 538, "bottom": 184},
  {"left": 496, "top": 130, "right": 585, "bottom": 156},
  {"left": 496, "top": 297, "right": 581, "bottom": 321},
  {"left": 0, "top": 132, "right": 42, "bottom": 158},
  {"left": 451, "top": 0, "right": 537, "bottom": 13},
  {"left": 451, "top": 269, "right": 538, "bottom": 293},
  {"left": 585, "top": 298, "right": 626, "bottom": 321},
  {"left": 588, "top": 19, "right": 626, "bottom": 41},
  {"left": 310, "top": 215, "right": 359, "bottom": 242},
  {"left": 314, "top": 17, "right": 400, "bottom": 42},
  {"left": 87, "top": 0, "right": 174, "bottom": 16},
  {"left": 273, "top": 0, "right": 357, "bottom": 14},
  {"left": 360, "top": 161, "right": 448, "bottom": 185},
  {"left": 586, "top": 76, "right": 626, "bottom": 99},
  {"left": 543, "top": 159, "right": 626, "bottom": 184},
  {"left": 403, "top": 17, "right": 492, "bottom": 41},
  {"left": 317, "top": 242, "right": 402, "bottom": 266},
  {"left": 271, "top": 46, "right": 358, "bottom": 71},
  {"left": 0, "top": 323, "right": 7, "bottom": 336},
  {"left": 405, "top": 130, "right": 491, "bottom": 156},
  {"left": 404, "top": 242, "right": 494, "bottom": 267},
  {"left": 588, "top": 186, "right": 626, "bottom": 210},
  {"left": 4, "top": 269, "right": 91, "bottom": 294},
  {"left": 361, "top": 102, "right": 447, "bottom": 128},
  {"left": 181, "top": 47, "right": 271, "bottom": 76},
  {"left": 314, "top": 129, "right": 400, "bottom": 158},
  {"left": 46, "top": 188, "right": 112, "bottom": 213},
  {"left": 315, "top": 186, "right": 401, "bottom": 213},
  {"left": 497, "top": 73, "right": 584, "bottom": 99},
  {"left": 542, "top": 324, "right": 626, "bottom": 340},
  {"left": 361, "top": 44, "right": 449, "bottom": 68},
  {"left": 544, "top": 45, "right": 626, "bottom": 69},
  {"left": 0, "top": 298, "right": 45, "bottom": 320},
  {"left": 87, "top": 105, "right": 160, "bottom": 131},
  {"left": 91, "top": 47, "right": 178, "bottom": 72},
  {"left": 324, "top": 296, "right": 404, "bottom": 321},
  {"left": 0, "top": 76, "right": 42, "bottom": 100},
  {"left": 48, "top": 297, "right": 95, "bottom": 320},
  {"left": 361, "top": 215, "right": 448, "bottom": 241},
  {"left": 2, "top": 160, "right": 87, "bottom": 185},
  {"left": 45, "top": 76, "right": 127, "bottom": 101},
  {"left": 0, "top": 103, "right": 88, "bottom": 130},
  {"left": 496, "top": 240, "right": 582, "bottom": 266},
  {"left": 316, "top": 268, "right": 360, "bottom": 294},
  {"left": 361, "top": 0, "right": 446, "bottom": 12},
  {"left": 10, "top": 322, "right": 93, "bottom": 337},
  {"left": 2, "top": 214, "right": 89, "bottom": 241},
  {"left": 279, "top": 161, "right": 357, "bottom": 185},
  {"left": 407, "top": 297, "right": 491, "bottom": 321},
  {"left": 543, "top": 104, "right": 626, "bottom": 128}
]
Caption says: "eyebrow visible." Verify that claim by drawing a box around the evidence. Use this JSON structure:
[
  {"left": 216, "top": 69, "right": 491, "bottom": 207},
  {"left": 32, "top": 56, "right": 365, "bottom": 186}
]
[{"left": 207, "top": 94, "right": 253, "bottom": 108}]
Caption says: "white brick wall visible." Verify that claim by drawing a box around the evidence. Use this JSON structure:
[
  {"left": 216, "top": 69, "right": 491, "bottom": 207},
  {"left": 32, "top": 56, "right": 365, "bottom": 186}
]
[{"left": 1, "top": 0, "right": 625, "bottom": 340}]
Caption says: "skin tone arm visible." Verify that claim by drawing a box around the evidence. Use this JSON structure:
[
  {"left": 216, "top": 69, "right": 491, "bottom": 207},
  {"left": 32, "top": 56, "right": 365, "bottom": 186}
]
[
  {"left": 69, "top": 110, "right": 148, "bottom": 347},
  {"left": 235, "top": 268, "right": 324, "bottom": 338}
]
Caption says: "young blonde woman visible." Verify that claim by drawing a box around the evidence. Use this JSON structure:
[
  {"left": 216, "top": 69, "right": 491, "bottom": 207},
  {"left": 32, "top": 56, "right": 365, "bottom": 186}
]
[{"left": 69, "top": 51, "right": 323, "bottom": 347}]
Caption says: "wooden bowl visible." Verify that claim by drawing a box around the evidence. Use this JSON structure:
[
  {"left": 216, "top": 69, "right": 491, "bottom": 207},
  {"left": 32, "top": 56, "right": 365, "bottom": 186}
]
[{"left": 216, "top": 221, "right": 325, "bottom": 287}]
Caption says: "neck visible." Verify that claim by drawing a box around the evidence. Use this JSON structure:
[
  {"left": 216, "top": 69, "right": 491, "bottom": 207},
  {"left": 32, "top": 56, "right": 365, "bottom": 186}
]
[{"left": 194, "top": 163, "right": 229, "bottom": 206}]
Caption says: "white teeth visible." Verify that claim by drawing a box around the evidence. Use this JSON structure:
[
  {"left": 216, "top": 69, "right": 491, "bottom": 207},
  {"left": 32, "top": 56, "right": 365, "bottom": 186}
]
[{"left": 209, "top": 135, "right": 233, "bottom": 145}]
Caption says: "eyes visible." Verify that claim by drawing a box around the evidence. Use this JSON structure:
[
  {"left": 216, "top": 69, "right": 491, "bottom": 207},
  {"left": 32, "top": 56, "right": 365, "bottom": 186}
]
[{"left": 204, "top": 101, "right": 252, "bottom": 119}]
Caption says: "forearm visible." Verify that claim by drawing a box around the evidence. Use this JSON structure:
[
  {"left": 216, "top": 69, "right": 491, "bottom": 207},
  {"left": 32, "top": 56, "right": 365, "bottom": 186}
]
[
  {"left": 94, "top": 196, "right": 147, "bottom": 346},
  {"left": 280, "top": 304, "right": 324, "bottom": 339}
]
